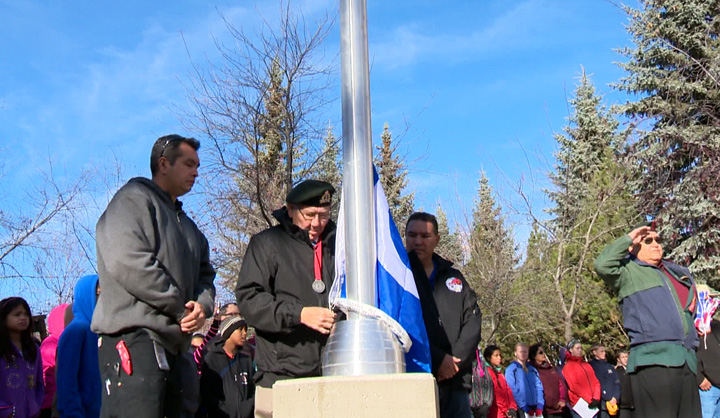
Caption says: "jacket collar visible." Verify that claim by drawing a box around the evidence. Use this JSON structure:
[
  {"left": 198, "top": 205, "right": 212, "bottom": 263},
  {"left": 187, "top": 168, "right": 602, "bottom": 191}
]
[
  {"left": 530, "top": 360, "right": 552, "bottom": 369},
  {"left": 408, "top": 251, "right": 454, "bottom": 274},
  {"left": 631, "top": 256, "right": 663, "bottom": 269},
  {"left": 130, "top": 177, "right": 184, "bottom": 212},
  {"left": 431, "top": 253, "right": 454, "bottom": 274},
  {"left": 565, "top": 353, "right": 584, "bottom": 363}
]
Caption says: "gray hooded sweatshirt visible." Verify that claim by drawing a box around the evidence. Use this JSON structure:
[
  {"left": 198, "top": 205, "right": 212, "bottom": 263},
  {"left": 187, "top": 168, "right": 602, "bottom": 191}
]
[{"left": 91, "top": 177, "right": 215, "bottom": 354}]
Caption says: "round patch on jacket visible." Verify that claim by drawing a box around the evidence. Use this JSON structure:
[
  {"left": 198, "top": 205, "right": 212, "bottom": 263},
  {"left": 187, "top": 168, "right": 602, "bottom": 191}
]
[{"left": 446, "top": 277, "right": 462, "bottom": 292}]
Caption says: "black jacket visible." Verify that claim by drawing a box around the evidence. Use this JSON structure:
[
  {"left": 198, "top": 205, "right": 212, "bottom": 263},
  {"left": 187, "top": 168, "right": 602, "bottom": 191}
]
[
  {"left": 589, "top": 358, "right": 620, "bottom": 402},
  {"left": 409, "top": 251, "right": 482, "bottom": 390},
  {"left": 235, "top": 208, "right": 336, "bottom": 387},
  {"left": 200, "top": 339, "right": 255, "bottom": 418},
  {"left": 697, "top": 320, "right": 720, "bottom": 388},
  {"left": 615, "top": 365, "right": 634, "bottom": 410}
]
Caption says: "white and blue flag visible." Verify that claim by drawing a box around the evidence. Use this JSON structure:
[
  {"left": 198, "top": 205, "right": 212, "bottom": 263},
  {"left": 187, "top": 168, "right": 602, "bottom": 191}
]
[{"left": 330, "top": 168, "right": 431, "bottom": 373}]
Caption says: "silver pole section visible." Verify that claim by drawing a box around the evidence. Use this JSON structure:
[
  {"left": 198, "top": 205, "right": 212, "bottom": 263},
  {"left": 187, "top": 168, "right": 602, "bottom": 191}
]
[
  {"left": 322, "top": 0, "right": 405, "bottom": 376},
  {"left": 340, "top": 0, "right": 376, "bottom": 311}
]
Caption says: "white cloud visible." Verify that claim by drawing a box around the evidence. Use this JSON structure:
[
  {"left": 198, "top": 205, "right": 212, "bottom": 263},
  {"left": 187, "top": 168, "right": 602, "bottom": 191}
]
[{"left": 369, "top": 0, "right": 577, "bottom": 70}]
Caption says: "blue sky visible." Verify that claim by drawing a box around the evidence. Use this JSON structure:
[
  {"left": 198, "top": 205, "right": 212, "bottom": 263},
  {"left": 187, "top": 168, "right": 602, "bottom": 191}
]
[{"left": 1, "top": 0, "right": 637, "bottom": 307}]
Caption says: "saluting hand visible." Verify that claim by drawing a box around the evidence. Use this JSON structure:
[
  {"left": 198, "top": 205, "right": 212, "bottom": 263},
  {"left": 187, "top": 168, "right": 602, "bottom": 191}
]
[
  {"left": 300, "top": 307, "right": 336, "bottom": 334},
  {"left": 180, "top": 301, "right": 206, "bottom": 333},
  {"left": 628, "top": 226, "right": 651, "bottom": 245}
]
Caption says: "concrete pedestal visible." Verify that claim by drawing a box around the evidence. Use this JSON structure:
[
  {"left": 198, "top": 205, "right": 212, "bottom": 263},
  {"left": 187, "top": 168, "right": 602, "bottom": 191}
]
[{"left": 273, "top": 373, "right": 439, "bottom": 418}]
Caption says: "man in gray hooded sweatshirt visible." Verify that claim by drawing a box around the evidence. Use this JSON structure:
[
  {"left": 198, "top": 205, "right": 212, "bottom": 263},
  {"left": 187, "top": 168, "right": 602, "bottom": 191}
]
[{"left": 92, "top": 134, "right": 215, "bottom": 418}]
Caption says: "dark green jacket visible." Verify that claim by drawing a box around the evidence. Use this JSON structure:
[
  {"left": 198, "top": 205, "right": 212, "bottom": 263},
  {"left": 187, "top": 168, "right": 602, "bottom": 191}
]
[{"left": 594, "top": 235, "right": 698, "bottom": 373}]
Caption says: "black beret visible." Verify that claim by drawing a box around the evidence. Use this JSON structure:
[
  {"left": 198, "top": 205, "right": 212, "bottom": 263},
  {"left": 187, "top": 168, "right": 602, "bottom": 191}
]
[
  {"left": 286, "top": 180, "right": 335, "bottom": 207},
  {"left": 633, "top": 219, "right": 657, "bottom": 230}
]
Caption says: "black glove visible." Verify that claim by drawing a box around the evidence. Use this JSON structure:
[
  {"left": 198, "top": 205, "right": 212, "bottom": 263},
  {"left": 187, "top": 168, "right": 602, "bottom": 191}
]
[
  {"left": 471, "top": 404, "right": 489, "bottom": 416},
  {"left": 589, "top": 399, "right": 600, "bottom": 409},
  {"left": 507, "top": 409, "right": 517, "bottom": 418}
]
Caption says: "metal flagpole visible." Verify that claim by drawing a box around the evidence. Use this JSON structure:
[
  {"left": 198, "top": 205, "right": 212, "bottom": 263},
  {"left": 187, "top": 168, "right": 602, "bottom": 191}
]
[
  {"left": 321, "top": 0, "right": 405, "bottom": 376},
  {"left": 339, "top": 0, "right": 376, "bottom": 310}
]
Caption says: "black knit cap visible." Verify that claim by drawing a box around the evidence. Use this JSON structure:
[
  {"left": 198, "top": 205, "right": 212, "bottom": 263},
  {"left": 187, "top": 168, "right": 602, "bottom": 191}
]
[
  {"left": 286, "top": 180, "right": 335, "bottom": 207},
  {"left": 219, "top": 317, "right": 247, "bottom": 341}
]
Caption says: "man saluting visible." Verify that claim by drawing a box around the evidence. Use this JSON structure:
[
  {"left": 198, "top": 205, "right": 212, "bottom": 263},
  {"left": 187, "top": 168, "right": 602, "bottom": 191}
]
[{"left": 594, "top": 222, "right": 701, "bottom": 418}]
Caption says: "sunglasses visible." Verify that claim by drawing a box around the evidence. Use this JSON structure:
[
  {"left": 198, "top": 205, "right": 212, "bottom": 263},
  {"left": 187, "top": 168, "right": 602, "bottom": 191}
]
[
  {"left": 537, "top": 350, "right": 545, "bottom": 355},
  {"left": 643, "top": 236, "right": 663, "bottom": 245},
  {"left": 159, "top": 136, "right": 182, "bottom": 158}
]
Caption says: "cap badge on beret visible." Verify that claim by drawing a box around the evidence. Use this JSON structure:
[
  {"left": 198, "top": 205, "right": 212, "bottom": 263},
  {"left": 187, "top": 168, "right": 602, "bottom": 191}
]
[
  {"left": 320, "top": 190, "right": 332, "bottom": 205},
  {"left": 286, "top": 179, "right": 335, "bottom": 207}
]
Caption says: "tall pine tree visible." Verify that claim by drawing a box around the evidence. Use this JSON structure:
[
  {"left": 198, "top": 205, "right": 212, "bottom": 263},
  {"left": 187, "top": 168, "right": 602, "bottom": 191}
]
[
  {"left": 375, "top": 123, "right": 414, "bottom": 233},
  {"left": 616, "top": 0, "right": 720, "bottom": 286},
  {"left": 435, "top": 204, "right": 464, "bottom": 265},
  {"left": 466, "top": 171, "right": 518, "bottom": 345},
  {"left": 315, "top": 123, "right": 342, "bottom": 217},
  {"left": 543, "top": 70, "right": 634, "bottom": 344}
]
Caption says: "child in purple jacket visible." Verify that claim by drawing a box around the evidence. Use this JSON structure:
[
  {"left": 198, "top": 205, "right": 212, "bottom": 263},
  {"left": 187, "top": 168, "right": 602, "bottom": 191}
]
[{"left": 0, "top": 297, "right": 44, "bottom": 418}]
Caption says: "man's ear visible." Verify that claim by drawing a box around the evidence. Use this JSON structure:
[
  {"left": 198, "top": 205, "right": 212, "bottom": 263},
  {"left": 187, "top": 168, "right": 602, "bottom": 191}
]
[{"left": 158, "top": 156, "right": 169, "bottom": 174}]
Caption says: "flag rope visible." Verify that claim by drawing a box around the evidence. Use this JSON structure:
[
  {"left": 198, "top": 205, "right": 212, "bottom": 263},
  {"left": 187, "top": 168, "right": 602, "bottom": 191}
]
[{"left": 332, "top": 297, "right": 412, "bottom": 352}]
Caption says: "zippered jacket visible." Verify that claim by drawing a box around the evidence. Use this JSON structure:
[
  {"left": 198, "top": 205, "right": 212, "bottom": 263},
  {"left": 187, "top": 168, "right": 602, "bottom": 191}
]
[
  {"left": 562, "top": 354, "right": 600, "bottom": 407},
  {"left": 530, "top": 360, "right": 567, "bottom": 414},
  {"left": 697, "top": 320, "right": 720, "bottom": 387},
  {"left": 594, "top": 235, "right": 698, "bottom": 373},
  {"left": 200, "top": 340, "right": 254, "bottom": 418},
  {"left": 235, "top": 208, "right": 335, "bottom": 388},
  {"left": 92, "top": 177, "right": 216, "bottom": 354},
  {"left": 40, "top": 303, "right": 69, "bottom": 410},
  {"left": 487, "top": 365, "right": 517, "bottom": 418},
  {"left": 57, "top": 275, "right": 101, "bottom": 418},
  {"left": 0, "top": 342, "right": 43, "bottom": 418},
  {"left": 505, "top": 361, "right": 544, "bottom": 412},
  {"left": 589, "top": 358, "right": 620, "bottom": 402},
  {"left": 409, "top": 252, "right": 482, "bottom": 390}
]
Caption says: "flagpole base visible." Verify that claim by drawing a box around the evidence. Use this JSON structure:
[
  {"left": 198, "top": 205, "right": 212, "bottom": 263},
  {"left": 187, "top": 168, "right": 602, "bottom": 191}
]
[
  {"left": 321, "top": 318, "right": 405, "bottom": 376},
  {"left": 273, "top": 374, "right": 439, "bottom": 418}
]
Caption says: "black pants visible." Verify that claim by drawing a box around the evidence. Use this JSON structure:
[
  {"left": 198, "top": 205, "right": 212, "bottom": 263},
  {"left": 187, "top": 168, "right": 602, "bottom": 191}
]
[
  {"left": 438, "top": 385, "right": 472, "bottom": 418},
  {"left": 629, "top": 364, "right": 701, "bottom": 418},
  {"left": 98, "top": 329, "right": 183, "bottom": 418}
]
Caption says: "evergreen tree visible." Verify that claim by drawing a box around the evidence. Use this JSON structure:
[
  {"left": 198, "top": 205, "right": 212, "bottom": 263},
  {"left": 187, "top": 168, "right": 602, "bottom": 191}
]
[
  {"left": 375, "top": 123, "right": 414, "bottom": 233},
  {"left": 616, "top": 0, "right": 720, "bottom": 286},
  {"left": 435, "top": 204, "right": 464, "bottom": 265},
  {"left": 465, "top": 171, "right": 518, "bottom": 345},
  {"left": 549, "top": 68, "right": 620, "bottom": 229},
  {"left": 315, "top": 123, "right": 342, "bottom": 217},
  {"left": 542, "top": 71, "right": 634, "bottom": 343}
]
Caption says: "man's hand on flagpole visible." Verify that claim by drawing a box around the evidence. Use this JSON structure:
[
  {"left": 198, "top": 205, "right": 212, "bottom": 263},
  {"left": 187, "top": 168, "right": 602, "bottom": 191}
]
[
  {"left": 300, "top": 307, "right": 336, "bottom": 334},
  {"left": 436, "top": 354, "right": 460, "bottom": 381}
]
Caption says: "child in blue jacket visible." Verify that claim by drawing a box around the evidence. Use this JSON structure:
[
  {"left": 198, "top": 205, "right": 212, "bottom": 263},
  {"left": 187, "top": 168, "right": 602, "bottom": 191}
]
[{"left": 57, "top": 275, "right": 101, "bottom": 418}]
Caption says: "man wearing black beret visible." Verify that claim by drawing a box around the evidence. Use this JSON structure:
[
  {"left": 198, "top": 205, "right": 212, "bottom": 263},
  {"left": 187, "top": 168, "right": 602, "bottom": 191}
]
[{"left": 235, "top": 179, "right": 337, "bottom": 418}]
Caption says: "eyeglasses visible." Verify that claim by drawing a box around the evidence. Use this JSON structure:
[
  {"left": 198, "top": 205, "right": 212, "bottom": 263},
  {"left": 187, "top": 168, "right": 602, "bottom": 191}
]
[
  {"left": 643, "top": 236, "right": 663, "bottom": 245},
  {"left": 298, "top": 209, "right": 331, "bottom": 222}
]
